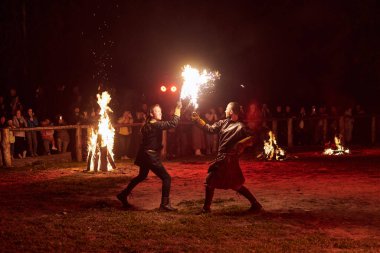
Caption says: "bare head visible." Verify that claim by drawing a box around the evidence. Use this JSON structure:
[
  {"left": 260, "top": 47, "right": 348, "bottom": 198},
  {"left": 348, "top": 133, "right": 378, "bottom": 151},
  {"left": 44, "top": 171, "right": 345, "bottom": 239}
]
[
  {"left": 149, "top": 104, "right": 162, "bottom": 121},
  {"left": 225, "top": 102, "right": 240, "bottom": 119}
]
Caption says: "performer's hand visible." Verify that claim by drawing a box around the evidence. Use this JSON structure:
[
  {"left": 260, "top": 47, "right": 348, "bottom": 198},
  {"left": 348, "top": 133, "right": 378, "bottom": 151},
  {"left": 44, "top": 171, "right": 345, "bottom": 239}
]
[
  {"left": 176, "top": 101, "right": 182, "bottom": 110},
  {"left": 174, "top": 101, "right": 182, "bottom": 117},
  {"left": 191, "top": 112, "right": 206, "bottom": 126}
]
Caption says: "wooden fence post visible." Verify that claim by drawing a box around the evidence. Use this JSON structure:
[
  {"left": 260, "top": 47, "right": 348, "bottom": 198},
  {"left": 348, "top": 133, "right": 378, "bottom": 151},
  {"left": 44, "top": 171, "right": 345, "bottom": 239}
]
[
  {"left": 162, "top": 130, "right": 167, "bottom": 159},
  {"left": 322, "top": 118, "right": 328, "bottom": 143},
  {"left": 287, "top": 118, "right": 293, "bottom": 147},
  {"left": 272, "top": 119, "right": 278, "bottom": 138},
  {"left": 76, "top": 126, "right": 82, "bottom": 161},
  {"left": 339, "top": 116, "right": 345, "bottom": 137},
  {"left": 371, "top": 116, "right": 376, "bottom": 144},
  {"left": 1, "top": 128, "right": 12, "bottom": 167}
]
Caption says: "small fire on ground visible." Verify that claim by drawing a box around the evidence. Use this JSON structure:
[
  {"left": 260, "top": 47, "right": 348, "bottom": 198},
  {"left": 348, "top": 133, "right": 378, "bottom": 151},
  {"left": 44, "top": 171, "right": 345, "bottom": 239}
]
[
  {"left": 323, "top": 135, "right": 350, "bottom": 155},
  {"left": 257, "top": 130, "right": 286, "bottom": 161},
  {"left": 87, "top": 91, "right": 116, "bottom": 172}
]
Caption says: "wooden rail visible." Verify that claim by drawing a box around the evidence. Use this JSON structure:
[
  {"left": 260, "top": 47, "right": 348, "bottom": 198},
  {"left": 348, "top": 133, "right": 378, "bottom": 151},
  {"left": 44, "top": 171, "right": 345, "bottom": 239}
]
[{"left": 0, "top": 115, "right": 378, "bottom": 167}]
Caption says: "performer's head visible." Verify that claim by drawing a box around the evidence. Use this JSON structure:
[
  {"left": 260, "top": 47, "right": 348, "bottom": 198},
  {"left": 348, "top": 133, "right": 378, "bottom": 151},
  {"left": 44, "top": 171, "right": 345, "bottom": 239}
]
[
  {"left": 149, "top": 104, "right": 162, "bottom": 121},
  {"left": 225, "top": 102, "right": 240, "bottom": 119}
]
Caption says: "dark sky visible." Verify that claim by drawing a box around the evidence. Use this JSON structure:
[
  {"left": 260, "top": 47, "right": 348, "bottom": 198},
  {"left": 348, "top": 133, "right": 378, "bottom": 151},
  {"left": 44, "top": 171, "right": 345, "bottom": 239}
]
[{"left": 1, "top": 0, "right": 379, "bottom": 109}]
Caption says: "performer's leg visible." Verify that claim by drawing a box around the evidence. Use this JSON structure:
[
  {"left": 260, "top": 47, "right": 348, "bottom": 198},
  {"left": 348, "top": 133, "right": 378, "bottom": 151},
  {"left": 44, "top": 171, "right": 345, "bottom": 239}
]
[
  {"left": 202, "top": 186, "right": 215, "bottom": 212},
  {"left": 117, "top": 166, "right": 149, "bottom": 207},
  {"left": 236, "top": 185, "right": 262, "bottom": 212},
  {"left": 150, "top": 165, "right": 177, "bottom": 211}
]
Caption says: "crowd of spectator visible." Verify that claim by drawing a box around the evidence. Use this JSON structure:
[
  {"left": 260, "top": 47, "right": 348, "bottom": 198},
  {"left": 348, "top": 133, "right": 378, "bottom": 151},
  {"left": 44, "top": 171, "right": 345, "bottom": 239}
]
[{"left": 0, "top": 86, "right": 378, "bottom": 161}]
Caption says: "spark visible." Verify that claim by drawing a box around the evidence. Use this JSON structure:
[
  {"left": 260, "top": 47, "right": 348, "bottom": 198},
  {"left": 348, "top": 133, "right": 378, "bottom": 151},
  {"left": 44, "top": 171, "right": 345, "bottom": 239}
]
[{"left": 180, "top": 65, "right": 220, "bottom": 109}]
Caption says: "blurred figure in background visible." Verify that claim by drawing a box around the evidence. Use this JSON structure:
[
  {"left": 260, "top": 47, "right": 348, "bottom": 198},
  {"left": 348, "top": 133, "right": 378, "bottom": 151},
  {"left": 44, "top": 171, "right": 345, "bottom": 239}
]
[
  {"left": 56, "top": 115, "right": 70, "bottom": 153},
  {"left": 117, "top": 110, "right": 133, "bottom": 160},
  {"left": 26, "top": 108, "right": 39, "bottom": 157}
]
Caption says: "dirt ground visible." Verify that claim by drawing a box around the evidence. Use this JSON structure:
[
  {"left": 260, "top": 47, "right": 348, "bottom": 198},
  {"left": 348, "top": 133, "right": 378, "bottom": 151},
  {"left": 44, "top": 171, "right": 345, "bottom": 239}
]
[{"left": 0, "top": 148, "right": 379, "bottom": 251}]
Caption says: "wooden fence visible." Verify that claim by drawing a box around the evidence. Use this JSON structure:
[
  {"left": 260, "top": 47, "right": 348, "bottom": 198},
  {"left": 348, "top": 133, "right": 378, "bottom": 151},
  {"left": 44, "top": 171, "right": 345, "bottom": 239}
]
[{"left": 0, "top": 115, "right": 378, "bottom": 167}]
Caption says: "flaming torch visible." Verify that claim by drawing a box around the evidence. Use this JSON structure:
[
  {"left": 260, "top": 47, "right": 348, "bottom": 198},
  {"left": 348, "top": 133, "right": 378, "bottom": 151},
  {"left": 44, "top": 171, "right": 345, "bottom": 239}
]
[
  {"left": 180, "top": 65, "right": 220, "bottom": 109},
  {"left": 87, "top": 91, "right": 116, "bottom": 172}
]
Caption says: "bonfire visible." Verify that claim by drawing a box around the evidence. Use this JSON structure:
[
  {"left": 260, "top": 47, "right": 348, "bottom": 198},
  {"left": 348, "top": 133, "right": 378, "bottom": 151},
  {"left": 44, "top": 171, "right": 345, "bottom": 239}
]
[
  {"left": 86, "top": 91, "right": 116, "bottom": 172},
  {"left": 257, "top": 130, "right": 286, "bottom": 161},
  {"left": 323, "top": 134, "right": 350, "bottom": 155}
]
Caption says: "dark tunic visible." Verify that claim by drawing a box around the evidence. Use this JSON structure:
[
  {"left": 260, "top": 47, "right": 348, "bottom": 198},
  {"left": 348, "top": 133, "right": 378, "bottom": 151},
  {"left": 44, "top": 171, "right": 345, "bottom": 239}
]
[
  {"left": 202, "top": 118, "right": 251, "bottom": 190},
  {"left": 134, "top": 115, "right": 180, "bottom": 168}
]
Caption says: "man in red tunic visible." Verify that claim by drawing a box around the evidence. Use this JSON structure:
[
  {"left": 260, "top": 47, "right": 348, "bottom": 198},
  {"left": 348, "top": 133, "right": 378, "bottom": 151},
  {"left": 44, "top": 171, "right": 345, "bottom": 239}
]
[{"left": 192, "top": 102, "right": 262, "bottom": 213}]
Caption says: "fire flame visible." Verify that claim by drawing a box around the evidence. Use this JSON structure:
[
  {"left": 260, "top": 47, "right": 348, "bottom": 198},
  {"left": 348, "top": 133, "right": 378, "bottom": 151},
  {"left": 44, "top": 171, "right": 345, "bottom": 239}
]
[
  {"left": 323, "top": 135, "right": 350, "bottom": 155},
  {"left": 258, "top": 131, "right": 286, "bottom": 161},
  {"left": 88, "top": 91, "right": 115, "bottom": 171},
  {"left": 180, "top": 65, "right": 220, "bottom": 109}
]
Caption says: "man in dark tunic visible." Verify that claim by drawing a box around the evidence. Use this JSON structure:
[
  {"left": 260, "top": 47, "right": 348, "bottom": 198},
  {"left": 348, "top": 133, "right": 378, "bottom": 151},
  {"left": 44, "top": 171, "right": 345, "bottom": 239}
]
[
  {"left": 192, "top": 102, "right": 262, "bottom": 213},
  {"left": 117, "top": 102, "right": 181, "bottom": 211}
]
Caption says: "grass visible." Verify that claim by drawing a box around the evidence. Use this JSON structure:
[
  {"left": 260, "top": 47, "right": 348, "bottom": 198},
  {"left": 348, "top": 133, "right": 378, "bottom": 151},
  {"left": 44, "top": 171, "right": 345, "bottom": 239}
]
[{"left": 0, "top": 161, "right": 379, "bottom": 252}]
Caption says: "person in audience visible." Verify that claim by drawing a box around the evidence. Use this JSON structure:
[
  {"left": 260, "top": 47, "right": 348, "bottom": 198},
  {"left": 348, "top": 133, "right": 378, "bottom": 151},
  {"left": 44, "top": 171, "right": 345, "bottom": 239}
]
[
  {"left": 12, "top": 109, "right": 27, "bottom": 159},
  {"left": 26, "top": 108, "right": 39, "bottom": 157}
]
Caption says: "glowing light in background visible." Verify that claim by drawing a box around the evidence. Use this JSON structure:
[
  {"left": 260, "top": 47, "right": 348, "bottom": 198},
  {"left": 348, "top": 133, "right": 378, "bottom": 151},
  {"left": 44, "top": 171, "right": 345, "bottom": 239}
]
[
  {"left": 180, "top": 65, "right": 220, "bottom": 109},
  {"left": 160, "top": 86, "right": 167, "bottom": 92},
  {"left": 170, "top": 86, "right": 177, "bottom": 92}
]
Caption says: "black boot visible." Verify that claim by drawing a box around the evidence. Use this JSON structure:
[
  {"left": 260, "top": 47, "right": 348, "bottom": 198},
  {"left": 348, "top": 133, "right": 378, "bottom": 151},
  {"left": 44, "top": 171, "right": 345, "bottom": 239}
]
[
  {"left": 237, "top": 186, "right": 262, "bottom": 212},
  {"left": 159, "top": 197, "right": 177, "bottom": 211},
  {"left": 116, "top": 190, "right": 133, "bottom": 208},
  {"left": 202, "top": 186, "right": 214, "bottom": 213}
]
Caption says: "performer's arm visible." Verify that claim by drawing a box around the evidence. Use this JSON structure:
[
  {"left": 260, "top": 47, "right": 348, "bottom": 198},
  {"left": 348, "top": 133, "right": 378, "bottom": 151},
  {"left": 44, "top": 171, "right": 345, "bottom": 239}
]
[
  {"left": 191, "top": 112, "right": 223, "bottom": 134},
  {"left": 152, "top": 115, "right": 180, "bottom": 130},
  {"left": 234, "top": 136, "right": 254, "bottom": 155},
  {"left": 152, "top": 101, "right": 182, "bottom": 130}
]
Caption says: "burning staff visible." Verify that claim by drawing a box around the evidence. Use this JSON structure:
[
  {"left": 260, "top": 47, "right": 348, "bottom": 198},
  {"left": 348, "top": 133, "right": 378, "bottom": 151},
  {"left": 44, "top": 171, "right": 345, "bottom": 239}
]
[{"left": 180, "top": 65, "right": 220, "bottom": 109}]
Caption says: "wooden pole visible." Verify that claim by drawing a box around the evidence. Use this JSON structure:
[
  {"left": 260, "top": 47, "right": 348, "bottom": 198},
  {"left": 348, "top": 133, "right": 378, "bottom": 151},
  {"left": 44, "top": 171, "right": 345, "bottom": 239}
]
[
  {"left": 272, "top": 119, "right": 278, "bottom": 137},
  {"left": 1, "top": 128, "right": 12, "bottom": 167},
  {"left": 99, "top": 146, "right": 108, "bottom": 172},
  {"left": 322, "top": 118, "right": 328, "bottom": 143},
  {"left": 287, "top": 118, "right": 293, "bottom": 147},
  {"left": 75, "top": 126, "right": 82, "bottom": 162},
  {"left": 371, "top": 116, "right": 376, "bottom": 145}
]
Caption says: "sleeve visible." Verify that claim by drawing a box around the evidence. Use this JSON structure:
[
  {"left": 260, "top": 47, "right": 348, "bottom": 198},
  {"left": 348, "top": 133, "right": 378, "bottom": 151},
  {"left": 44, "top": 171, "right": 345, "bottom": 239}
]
[
  {"left": 152, "top": 115, "right": 180, "bottom": 130},
  {"left": 202, "top": 119, "right": 225, "bottom": 134}
]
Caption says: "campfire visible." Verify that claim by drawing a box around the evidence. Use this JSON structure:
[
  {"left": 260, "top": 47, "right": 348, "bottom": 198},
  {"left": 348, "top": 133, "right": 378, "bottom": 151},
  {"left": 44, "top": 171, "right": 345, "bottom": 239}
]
[
  {"left": 257, "top": 130, "right": 286, "bottom": 161},
  {"left": 86, "top": 91, "right": 116, "bottom": 172},
  {"left": 323, "top": 134, "right": 350, "bottom": 156}
]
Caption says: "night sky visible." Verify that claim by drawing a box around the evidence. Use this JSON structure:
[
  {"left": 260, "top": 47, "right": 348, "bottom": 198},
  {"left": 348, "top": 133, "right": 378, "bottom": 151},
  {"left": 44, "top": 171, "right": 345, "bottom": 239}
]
[{"left": 1, "top": 0, "right": 379, "bottom": 110}]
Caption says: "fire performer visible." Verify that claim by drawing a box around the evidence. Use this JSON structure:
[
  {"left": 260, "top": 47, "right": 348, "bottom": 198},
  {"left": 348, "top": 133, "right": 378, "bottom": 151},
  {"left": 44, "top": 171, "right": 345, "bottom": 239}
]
[
  {"left": 117, "top": 101, "right": 182, "bottom": 211},
  {"left": 191, "top": 102, "right": 262, "bottom": 213}
]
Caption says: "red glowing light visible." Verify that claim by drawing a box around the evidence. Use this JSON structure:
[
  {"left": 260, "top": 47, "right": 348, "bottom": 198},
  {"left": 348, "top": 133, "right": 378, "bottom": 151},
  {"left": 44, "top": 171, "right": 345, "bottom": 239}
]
[
  {"left": 170, "top": 86, "right": 177, "bottom": 92},
  {"left": 160, "top": 86, "right": 167, "bottom": 92}
]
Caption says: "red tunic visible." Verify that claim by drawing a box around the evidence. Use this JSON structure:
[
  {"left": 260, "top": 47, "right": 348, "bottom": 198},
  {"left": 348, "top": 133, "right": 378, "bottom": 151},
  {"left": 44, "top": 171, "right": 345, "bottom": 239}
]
[{"left": 201, "top": 118, "right": 251, "bottom": 190}]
